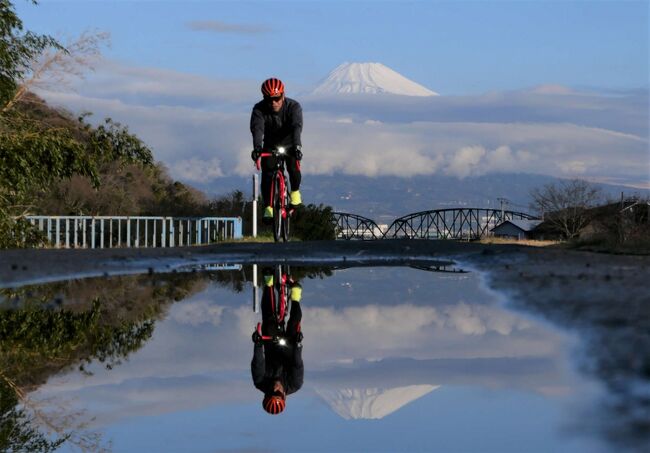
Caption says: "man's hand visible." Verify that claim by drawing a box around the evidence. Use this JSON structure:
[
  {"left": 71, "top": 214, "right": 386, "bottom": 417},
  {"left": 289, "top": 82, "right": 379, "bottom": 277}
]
[
  {"left": 252, "top": 330, "right": 263, "bottom": 344},
  {"left": 251, "top": 149, "right": 261, "bottom": 162},
  {"left": 294, "top": 146, "right": 303, "bottom": 161}
]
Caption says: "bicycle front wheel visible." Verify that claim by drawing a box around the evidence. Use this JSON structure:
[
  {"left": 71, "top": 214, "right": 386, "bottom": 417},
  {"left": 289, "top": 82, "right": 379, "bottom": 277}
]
[
  {"left": 281, "top": 186, "right": 291, "bottom": 242},
  {"left": 273, "top": 175, "right": 283, "bottom": 243}
]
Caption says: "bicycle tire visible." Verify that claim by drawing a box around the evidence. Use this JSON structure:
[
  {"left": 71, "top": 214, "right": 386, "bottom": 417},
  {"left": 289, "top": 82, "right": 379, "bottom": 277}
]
[
  {"left": 275, "top": 265, "right": 287, "bottom": 323},
  {"left": 282, "top": 184, "right": 291, "bottom": 242},
  {"left": 272, "top": 174, "right": 282, "bottom": 242}
]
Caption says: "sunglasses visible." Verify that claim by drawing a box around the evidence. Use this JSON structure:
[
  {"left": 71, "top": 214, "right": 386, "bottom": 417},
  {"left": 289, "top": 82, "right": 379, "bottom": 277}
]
[{"left": 265, "top": 95, "right": 284, "bottom": 103}]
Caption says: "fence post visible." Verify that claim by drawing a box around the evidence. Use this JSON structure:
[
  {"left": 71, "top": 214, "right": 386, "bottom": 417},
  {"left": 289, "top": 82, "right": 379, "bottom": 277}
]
[
  {"left": 91, "top": 218, "right": 96, "bottom": 249},
  {"left": 55, "top": 218, "right": 60, "bottom": 248},
  {"left": 235, "top": 217, "right": 243, "bottom": 239},
  {"left": 126, "top": 218, "right": 131, "bottom": 248},
  {"left": 162, "top": 219, "right": 166, "bottom": 247}
]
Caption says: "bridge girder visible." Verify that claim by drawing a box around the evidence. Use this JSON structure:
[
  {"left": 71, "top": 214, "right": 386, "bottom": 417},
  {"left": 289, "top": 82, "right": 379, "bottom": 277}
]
[
  {"left": 333, "top": 209, "right": 538, "bottom": 240},
  {"left": 332, "top": 212, "right": 383, "bottom": 240}
]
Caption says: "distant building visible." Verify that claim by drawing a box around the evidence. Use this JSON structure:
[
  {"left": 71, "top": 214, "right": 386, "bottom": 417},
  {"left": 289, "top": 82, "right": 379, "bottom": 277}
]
[{"left": 490, "top": 219, "right": 542, "bottom": 240}]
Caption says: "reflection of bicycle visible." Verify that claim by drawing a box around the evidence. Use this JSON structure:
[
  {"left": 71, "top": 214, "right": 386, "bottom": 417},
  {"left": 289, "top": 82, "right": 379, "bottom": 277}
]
[
  {"left": 256, "top": 147, "right": 294, "bottom": 242},
  {"left": 253, "top": 265, "right": 302, "bottom": 345}
]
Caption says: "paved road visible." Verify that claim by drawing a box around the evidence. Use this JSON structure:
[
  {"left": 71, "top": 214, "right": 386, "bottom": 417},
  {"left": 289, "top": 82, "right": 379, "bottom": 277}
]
[{"left": 0, "top": 240, "right": 496, "bottom": 287}]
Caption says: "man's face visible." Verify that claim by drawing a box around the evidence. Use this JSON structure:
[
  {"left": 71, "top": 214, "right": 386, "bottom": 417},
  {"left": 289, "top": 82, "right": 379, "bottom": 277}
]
[
  {"left": 266, "top": 94, "right": 284, "bottom": 112},
  {"left": 273, "top": 380, "right": 286, "bottom": 397}
]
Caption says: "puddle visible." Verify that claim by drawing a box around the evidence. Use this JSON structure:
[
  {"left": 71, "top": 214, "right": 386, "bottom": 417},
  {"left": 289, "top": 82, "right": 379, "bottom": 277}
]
[{"left": 0, "top": 264, "right": 641, "bottom": 452}]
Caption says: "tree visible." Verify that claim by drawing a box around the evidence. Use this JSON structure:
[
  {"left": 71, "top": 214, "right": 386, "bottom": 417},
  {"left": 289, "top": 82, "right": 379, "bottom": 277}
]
[
  {"left": 530, "top": 179, "right": 602, "bottom": 239},
  {"left": 0, "top": 0, "right": 60, "bottom": 105},
  {"left": 0, "top": 1, "right": 103, "bottom": 247}
]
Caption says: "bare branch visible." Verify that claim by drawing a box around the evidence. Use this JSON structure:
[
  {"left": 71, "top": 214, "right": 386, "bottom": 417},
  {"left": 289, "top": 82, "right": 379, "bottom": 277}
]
[
  {"left": 530, "top": 179, "right": 602, "bottom": 239},
  {"left": 3, "top": 30, "right": 110, "bottom": 113}
]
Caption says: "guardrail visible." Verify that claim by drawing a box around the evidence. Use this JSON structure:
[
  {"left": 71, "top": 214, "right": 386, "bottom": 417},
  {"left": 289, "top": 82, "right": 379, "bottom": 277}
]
[{"left": 25, "top": 216, "right": 242, "bottom": 249}]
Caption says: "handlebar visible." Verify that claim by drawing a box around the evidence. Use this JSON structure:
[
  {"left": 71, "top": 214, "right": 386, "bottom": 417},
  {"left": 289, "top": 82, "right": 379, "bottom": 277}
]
[
  {"left": 253, "top": 322, "right": 290, "bottom": 346},
  {"left": 255, "top": 147, "right": 290, "bottom": 170}
]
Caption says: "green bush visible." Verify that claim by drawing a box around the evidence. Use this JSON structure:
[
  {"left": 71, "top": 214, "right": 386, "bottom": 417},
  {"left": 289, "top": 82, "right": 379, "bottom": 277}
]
[{"left": 292, "top": 203, "right": 336, "bottom": 240}]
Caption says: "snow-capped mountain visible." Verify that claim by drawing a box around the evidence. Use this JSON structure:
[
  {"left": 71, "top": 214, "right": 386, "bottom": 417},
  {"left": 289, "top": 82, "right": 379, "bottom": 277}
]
[
  {"left": 316, "top": 385, "right": 439, "bottom": 419},
  {"left": 312, "top": 62, "right": 438, "bottom": 97}
]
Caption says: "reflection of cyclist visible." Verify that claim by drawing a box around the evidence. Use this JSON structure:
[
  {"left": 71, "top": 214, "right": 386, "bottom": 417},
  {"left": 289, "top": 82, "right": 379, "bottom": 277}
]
[
  {"left": 250, "top": 78, "right": 303, "bottom": 223},
  {"left": 251, "top": 269, "right": 304, "bottom": 415}
]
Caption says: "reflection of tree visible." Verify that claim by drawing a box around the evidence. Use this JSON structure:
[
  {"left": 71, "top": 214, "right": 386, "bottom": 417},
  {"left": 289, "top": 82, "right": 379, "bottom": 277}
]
[
  {"left": 0, "top": 299, "right": 154, "bottom": 386},
  {"left": 0, "top": 271, "right": 214, "bottom": 451},
  {"left": 0, "top": 378, "right": 65, "bottom": 453}
]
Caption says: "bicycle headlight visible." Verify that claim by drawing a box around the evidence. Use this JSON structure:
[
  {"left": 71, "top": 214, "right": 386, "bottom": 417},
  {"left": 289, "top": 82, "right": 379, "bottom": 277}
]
[
  {"left": 277, "top": 147, "right": 286, "bottom": 155},
  {"left": 278, "top": 338, "right": 287, "bottom": 346}
]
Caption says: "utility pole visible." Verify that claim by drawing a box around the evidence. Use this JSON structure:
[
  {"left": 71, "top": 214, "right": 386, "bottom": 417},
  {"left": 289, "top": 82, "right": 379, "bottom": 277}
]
[{"left": 497, "top": 197, "right": 509, "bottom": 219}]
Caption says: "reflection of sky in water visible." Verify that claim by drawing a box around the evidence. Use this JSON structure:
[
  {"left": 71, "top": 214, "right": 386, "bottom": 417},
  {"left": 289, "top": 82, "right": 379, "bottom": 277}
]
[{"left": 34, "top": 266, "right": 605, "bottom": 452}]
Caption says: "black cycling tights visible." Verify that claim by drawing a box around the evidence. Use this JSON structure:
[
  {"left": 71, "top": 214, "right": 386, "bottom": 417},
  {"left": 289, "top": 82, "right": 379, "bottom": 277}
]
[{"left": 261, "top": 156, "right": 301, "bottom": 207}]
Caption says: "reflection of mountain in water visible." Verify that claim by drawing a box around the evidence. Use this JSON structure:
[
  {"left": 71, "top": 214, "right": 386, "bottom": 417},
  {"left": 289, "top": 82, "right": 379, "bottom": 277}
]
[{"left": 316, "top": 385, "right": 439, "bottom": 419}]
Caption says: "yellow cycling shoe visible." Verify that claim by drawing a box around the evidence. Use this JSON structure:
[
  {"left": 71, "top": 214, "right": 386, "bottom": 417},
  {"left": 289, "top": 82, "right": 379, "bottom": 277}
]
[
  {"left": 290, "top": 284, "right": 302, "bottom": 302},
  {"left": 290, "top": 190, "right": 302, "bottom": 206},
  {"left": 263, "top": 206, "right": 274, "bottom": 218}
]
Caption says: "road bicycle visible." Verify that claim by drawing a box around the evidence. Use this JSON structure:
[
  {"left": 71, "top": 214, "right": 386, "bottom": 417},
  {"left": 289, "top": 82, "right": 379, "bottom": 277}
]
[
  {"left": 252, "top": 265, "right": 302, "bottom": 346},
  {"left": 256, "top": 147, "right": 295, "bottom": 242}
]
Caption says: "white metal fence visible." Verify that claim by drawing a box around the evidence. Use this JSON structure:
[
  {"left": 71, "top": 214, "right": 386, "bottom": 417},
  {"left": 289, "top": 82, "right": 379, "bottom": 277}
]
[{"left": 25, "top": 216, "right": 242, "bottom": 249}]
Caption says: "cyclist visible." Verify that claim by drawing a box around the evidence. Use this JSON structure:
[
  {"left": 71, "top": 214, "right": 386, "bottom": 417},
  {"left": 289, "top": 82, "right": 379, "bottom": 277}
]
[
  {"left": 251, "top": 268, "right": 304, "bottom": 415},
  {"left": 250, "top": 78, "right": 303, "bottom": 223}
]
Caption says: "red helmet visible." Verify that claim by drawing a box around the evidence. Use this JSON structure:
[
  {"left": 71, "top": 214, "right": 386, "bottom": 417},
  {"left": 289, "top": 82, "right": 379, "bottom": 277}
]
[
  {"left": 263, "top": 395, "right": 286, "bottom": 415},
  {"left": 261, "top": 78, "right": 285, "bottom": 98}
]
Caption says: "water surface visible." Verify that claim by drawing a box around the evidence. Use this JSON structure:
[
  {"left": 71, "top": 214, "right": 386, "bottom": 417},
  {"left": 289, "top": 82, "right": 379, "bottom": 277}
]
[{"left": 0, "top": 264, "right": 631, "bottom": 452}]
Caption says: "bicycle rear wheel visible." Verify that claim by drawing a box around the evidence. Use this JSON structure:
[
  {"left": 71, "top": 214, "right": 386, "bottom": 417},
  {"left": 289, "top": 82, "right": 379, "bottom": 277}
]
[{"left": 272, "top": 175, "right": 283, "bottom": 242}]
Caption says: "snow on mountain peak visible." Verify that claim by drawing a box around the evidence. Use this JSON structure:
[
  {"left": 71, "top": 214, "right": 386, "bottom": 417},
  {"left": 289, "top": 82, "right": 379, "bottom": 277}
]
[
  {"left": 312, "top": 62, "right": 439, "bottom": 97},
  {"left": 316, "top": 385, "right": 439, "bottom": 419}
]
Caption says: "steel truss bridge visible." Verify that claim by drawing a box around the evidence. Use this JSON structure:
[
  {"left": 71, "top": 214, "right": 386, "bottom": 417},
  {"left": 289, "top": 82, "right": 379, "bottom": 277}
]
[
  {"left": 332, "top": 212, "right": 384, "bottom": 240},
  {"left": 333, "top": 208, "right": 539, "bottom": 240}
]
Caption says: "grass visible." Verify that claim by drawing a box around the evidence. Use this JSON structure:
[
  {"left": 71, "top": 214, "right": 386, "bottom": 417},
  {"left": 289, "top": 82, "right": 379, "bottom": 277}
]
[
  {"left": 478, "top": 237, "right": 561, "bottom": 247},
  {"left": 562, "top": 237, "right": 650, "bottom": 255}
]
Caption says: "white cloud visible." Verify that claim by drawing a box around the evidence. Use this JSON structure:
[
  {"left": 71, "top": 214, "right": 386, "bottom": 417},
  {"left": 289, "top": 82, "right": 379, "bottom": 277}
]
[
  {"left": 35, "top": 60, "right": 649, "bottom": 186},
  {"left": 558, "top": 160, "right": 588, "bottom": 175},
  {"left": 170, "top": 300, "right": 225, "bottom": 326},
  {"left": 186, "top": 20, "right": 272, "bottom": 34},
  {"left": 173, "top": 157, "right": 225, "bottom": 182},
  {"left": 67, "top": 59, "right": 258, "bottom": 106},
  {"left": 445, "top": 146, "right": 486, "bottom": 178}
]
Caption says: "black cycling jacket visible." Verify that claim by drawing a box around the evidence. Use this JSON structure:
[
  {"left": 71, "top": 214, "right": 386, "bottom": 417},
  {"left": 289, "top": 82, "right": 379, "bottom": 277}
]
[
  {"left": 251, "top": 343, "right": 304, "bottom": 395},
  {"left": 250, "top": 97, "right": 303, "bottom": 151}
]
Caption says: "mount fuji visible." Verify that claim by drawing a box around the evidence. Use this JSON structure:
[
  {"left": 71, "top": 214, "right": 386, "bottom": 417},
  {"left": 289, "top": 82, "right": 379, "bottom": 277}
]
[
  {"left": 316, "top": 385, "right": 439, "bottom": 419},
  {"left": 312, "top": 62, "right": 438, "bottom": 97}
]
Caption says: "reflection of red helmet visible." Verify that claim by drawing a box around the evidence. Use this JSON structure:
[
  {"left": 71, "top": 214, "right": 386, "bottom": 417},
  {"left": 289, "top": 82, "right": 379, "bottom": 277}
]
[
  {"left": 261, "top": 78, "right": 285, "bottom": 97},
  {"left": 263, "top": 395, "right": 286, "bottom": 414}
]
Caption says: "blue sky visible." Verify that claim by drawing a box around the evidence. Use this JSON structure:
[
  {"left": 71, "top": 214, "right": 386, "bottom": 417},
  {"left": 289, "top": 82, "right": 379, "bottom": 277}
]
[
  {"left": 17, "top": 0, "right": 649, "bottom": 94},
  {"left": 12, "top": 0, "right": 650, "bottom": 188}
]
